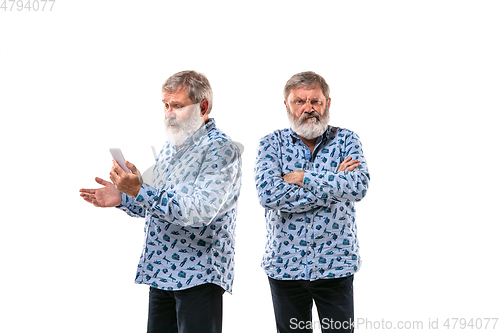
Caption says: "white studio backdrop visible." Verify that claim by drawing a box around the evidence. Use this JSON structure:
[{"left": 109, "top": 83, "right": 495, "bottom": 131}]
[{"left": 1, "top": 1, "right": 499, "bottom": 332}]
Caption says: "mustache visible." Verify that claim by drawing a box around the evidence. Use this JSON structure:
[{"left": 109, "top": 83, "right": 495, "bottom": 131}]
[
  {"left": 299, "top": 111, "right": 321, "bottom": 123},
  {"left": 165, "top": 117, "right": 181, "bottom": 127}
]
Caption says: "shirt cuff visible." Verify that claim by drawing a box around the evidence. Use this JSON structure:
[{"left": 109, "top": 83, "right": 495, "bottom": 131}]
[
  {"left": 135, "top": 183, "right": 170, "bottom": 211},
  {"left": 116, "top": 192, "right": 137, "bottom": 213}
]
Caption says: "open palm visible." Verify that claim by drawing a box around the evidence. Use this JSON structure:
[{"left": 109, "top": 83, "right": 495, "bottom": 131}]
[{"left": 80, "top": 177, "right": 122, "bottom": 207}]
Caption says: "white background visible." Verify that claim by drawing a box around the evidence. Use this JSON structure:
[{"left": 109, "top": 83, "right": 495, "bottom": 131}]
[{"left": 1, "top": 1, "right": 499, "bottom": 332}]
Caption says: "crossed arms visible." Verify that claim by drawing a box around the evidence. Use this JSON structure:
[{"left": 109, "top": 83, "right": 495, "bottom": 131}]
[{"left": 254, "top": 131, "right": 370, "bottom": 213}]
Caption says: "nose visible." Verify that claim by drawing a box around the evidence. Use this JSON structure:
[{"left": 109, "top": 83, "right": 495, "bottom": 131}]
[
  {"left": 303, "top": 100, "right": 314, "bottom": 112},
  {"left": 164, "top": 106, "right": 176, "bottom": 118}
]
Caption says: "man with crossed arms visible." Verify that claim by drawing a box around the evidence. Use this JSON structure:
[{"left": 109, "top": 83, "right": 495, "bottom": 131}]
[{"left": 255, "top": 71, "right": 370, "bottom": 333}]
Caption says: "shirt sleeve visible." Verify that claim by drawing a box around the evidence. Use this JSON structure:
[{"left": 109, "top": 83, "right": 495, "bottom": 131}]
[
  {"left": 116, "top": 192, "right": 147, "bottom": 218},
  {"left": 132, "top": 139, "right": 242, "bottom": 227},
  {"left": 302, "top": 131, "right": 370, "bottom": 203},
  {"left": 254, "top": 133, "right": 328, "bottom": 213}
]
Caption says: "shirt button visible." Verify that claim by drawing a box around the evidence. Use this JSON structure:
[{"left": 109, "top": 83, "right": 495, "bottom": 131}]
[
  {"left": 308, "top": 246, "right": 312, "bottom": 250},
  {"left": 307, "top": 224, "right": 311, "bottom": 228}
]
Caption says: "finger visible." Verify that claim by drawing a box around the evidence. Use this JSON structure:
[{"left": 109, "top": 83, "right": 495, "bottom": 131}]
[
  {"left": 347, "top": 163, "right": 360, "bottom": 170},
  {"left": 109, "top": 171, "right": 118, "bottom": 186},
  {"left": 346, "top": 162, "right": 362, "bottom": 171},
  {"left": 343, "top": 159, "right": 360, "bottom": 168},
  {"left": 338, "top": 161, "right": 360, "bottom": 172},
  {"left": 125, "top": 161, "right": 137, "bottom": 174},
  {"left": 112, "top": 159, "right": 127, "bottom": 177},
  {"left": 338, "top": 157, "right": 353, "bottom": 168},
  {"left": 80, "top": 188, "right": 96, "bottom": 194},
  {"left": 80, "top": 193, "right": 94, "bottom": 204},
  {"left": 95, "top": 177, "right": 113, "bottom": 187}
]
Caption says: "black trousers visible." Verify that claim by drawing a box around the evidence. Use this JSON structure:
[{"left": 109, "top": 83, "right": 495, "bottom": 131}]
[
  {"left": 147, "top": 283, "right": 225, "bottom": 333},
  {"left": 268, "top": 276, "right": 354, "bottom": 333}
]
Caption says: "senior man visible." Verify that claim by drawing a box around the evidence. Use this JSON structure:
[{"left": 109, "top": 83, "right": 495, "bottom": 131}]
[
  {"left": 80, "top": 70, "right": 242, "bottom": 333},
  {"left": 254, "top": 71, "right": 370, "bottom": 333}
]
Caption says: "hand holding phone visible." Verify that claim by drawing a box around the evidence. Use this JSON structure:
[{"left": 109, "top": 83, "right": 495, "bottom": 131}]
[{"left": 109, "top": 148, "right": 131, "bottom": 173}]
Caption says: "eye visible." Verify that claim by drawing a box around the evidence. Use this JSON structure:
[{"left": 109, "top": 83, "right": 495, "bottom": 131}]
[{"left": 295, "top": 100, "right": 304, "bottom": 105}]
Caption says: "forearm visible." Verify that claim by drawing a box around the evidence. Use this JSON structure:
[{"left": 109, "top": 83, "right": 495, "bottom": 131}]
[
  {"left": 255, "top": 136, "right": 327, "bottom": 212},
  {"left": 135, "top": 178, "right": 239, "bottom": 226},
  {"left": 135, "top": 145, "right": 241, "bottom": 226},
  {"left": 301, "top": 130, "right": 370, "bottom": 203},
  {"left": 302, "top": 168, "right": 370, "bottom": 203},
  {"left": 256, "top": 174, "right": 328, "bottom": 212}
]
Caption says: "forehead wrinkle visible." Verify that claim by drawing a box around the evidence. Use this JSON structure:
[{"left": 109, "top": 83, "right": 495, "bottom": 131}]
[
  {"left": 163, "top": 98, "right": 182, "bottom": 104},
  {"left": 290, "top": 91, "right": 325, "bottom": 102},
  {"left": 162, "top": 88, "right": 192, "bottom": 105}
]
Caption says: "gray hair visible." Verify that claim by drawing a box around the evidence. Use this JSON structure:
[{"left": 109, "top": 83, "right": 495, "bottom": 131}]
[
  {"left": 162, "top": 70, "right": 213, "bottom": 114},
  {"left": 283, "top": 71, "right": 330, "bottom": 102}
]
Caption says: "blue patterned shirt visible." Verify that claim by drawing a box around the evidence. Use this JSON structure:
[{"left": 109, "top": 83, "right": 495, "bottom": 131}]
[
  {"left": 254, "top": 126, "right": 370, "bottom": 280},
  {"left": 118, "top": 119, "right": 242, "bottom": 292}
]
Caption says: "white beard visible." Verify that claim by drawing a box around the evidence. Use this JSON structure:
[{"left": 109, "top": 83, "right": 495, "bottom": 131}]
[
  {"left": 287, "top": 106, "right": 330, "bottom": 140},
  {"left": 164, "top": 104, "right": 205, "bottom": 146}
]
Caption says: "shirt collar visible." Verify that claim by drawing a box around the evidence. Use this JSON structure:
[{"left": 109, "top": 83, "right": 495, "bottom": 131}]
[{"left": 187, "top": 118, "right": 215, "bottom": 146}]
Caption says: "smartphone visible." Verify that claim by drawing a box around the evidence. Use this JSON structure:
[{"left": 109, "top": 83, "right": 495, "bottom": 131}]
[{"left": 109, "top": 148, "right": 131, "bottom": 173}]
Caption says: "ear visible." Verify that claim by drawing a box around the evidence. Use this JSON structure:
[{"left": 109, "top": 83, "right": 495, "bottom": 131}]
[
  {"left": 327, "top": 97, "right": 331, "bottom": 108},
  {"left": 200, "top": 99, "right": 209, "bottom": 115}
]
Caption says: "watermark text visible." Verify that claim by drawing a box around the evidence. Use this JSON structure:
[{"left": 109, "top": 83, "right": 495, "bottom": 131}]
[
  {"left": 1, "top": 0, "right": 55, "bottom": 11},
  {"left": 289, "top": 317, "right": 499, "bottom": 330}
]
